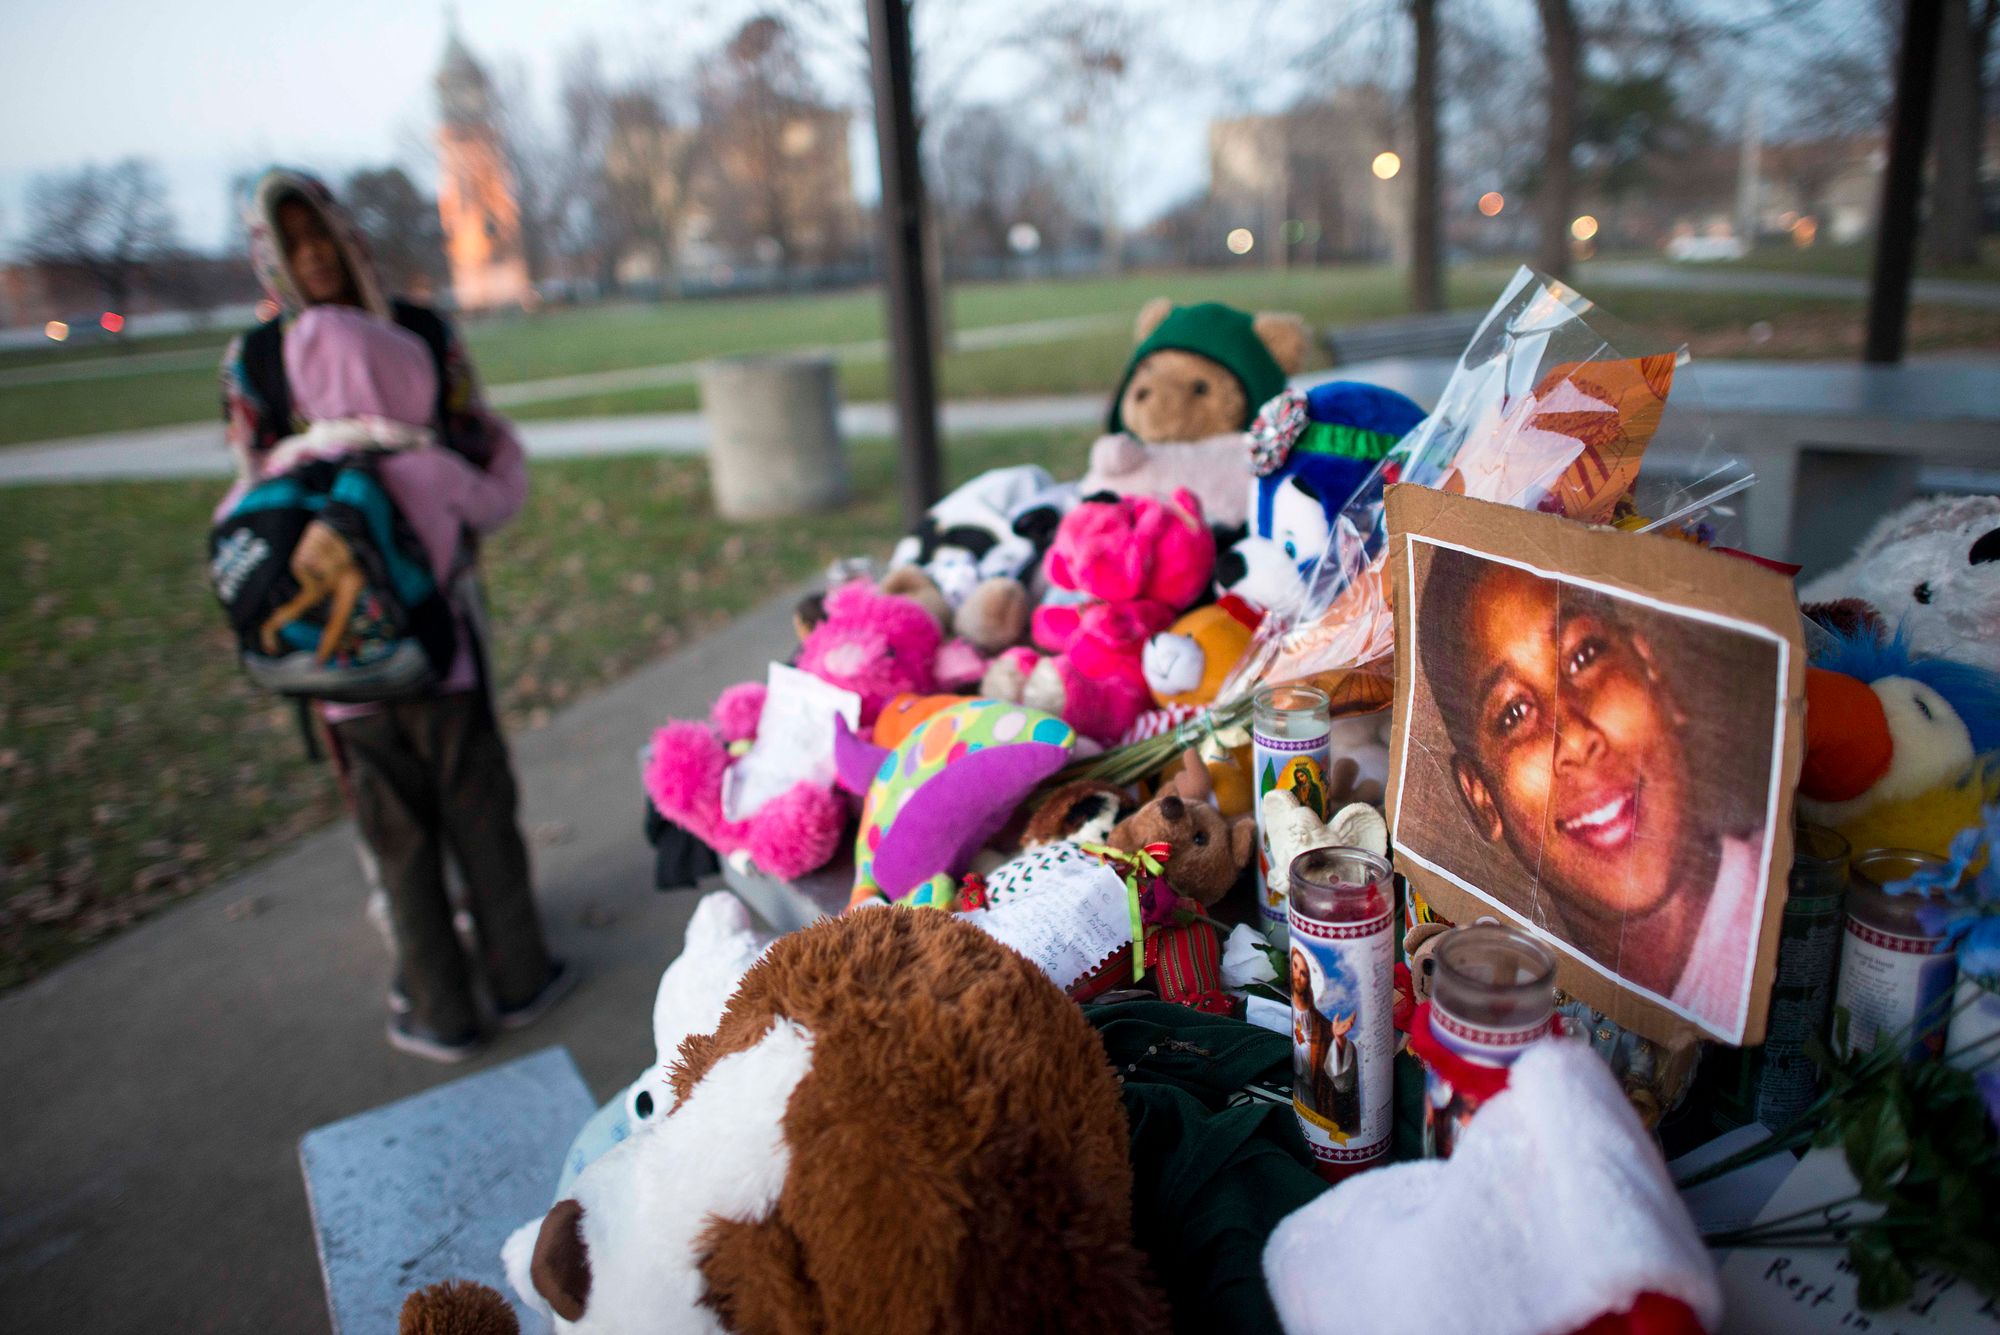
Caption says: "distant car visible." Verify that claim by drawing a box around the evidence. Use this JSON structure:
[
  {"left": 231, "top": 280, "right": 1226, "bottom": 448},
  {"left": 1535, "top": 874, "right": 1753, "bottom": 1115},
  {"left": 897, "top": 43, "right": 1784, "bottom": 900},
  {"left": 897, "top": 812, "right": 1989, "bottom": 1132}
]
[{"left": 1665, "top": 235, "right": 1750, "bottom": 263}]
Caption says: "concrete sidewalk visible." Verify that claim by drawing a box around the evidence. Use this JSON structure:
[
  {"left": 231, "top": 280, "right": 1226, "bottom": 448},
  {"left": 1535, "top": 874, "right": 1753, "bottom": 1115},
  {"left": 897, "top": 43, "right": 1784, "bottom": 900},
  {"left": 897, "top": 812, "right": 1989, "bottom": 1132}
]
[
  {"left": 0, "top": 394, "right": 1110, "bottom": 486},
  {"left": 0, "top": 591, "right": 804, "bottom": 1333}
]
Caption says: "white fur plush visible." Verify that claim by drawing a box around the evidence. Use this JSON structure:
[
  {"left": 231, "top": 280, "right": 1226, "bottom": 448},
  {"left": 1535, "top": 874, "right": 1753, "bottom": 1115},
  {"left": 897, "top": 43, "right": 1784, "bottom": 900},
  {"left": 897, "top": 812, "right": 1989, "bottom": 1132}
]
[
  {"left": 504, "top": 891, "right": 774, "bottom": 1318},
  {"left": 534, "top": 1020, "right": 816, "bottom": 1333},
  {"left": 1263, "top": 1036, "right": 1721, "bottom": 1335},
  {"left": 626, "top": 892, "right": 775, "bottom": 1125},
  {"left": 1801, "top": 494, "right": 2000, "bottom": 673}
]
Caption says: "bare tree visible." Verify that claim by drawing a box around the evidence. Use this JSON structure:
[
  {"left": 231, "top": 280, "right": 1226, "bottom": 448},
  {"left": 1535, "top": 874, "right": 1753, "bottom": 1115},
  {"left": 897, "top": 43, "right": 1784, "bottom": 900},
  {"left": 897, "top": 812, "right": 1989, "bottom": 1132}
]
[
  {"left": 485, "top": 58, "right": 565, "bottom": 285},
  {"left": 1928, "top": 0, "right": 1999, "bottom": 266},
  {"left": 1536, "top": 0, "right": 1583, "bottom": 278},
  {"left": 697, "top": 15, "right": 828, "bottom": 271},
  {"left": 23, "top": 159, "right": 179, "bottom": 311},
  {"left": 1015, "top": 4, "right": 1170, "bottom": 273},
  {"left": 930, "top": 103, "right": 1086, "bottom": 266},
  {"left": 344, "top": 166, "right": 448, "bottom": 296}
]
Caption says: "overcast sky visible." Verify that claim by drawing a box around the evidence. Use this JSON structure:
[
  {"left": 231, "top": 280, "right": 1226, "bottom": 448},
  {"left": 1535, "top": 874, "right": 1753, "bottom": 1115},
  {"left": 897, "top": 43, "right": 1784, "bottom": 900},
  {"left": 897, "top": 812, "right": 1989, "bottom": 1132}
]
[{"left": 0, "top": 0, "right": 1349, "bottom": 257}]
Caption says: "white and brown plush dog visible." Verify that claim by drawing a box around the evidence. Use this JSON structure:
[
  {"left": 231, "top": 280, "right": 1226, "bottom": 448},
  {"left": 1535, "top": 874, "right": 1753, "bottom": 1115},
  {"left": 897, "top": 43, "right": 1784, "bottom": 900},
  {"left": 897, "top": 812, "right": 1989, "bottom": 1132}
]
[{"left": 402, "top": 908, "right": 1168, "bottom": 1335}]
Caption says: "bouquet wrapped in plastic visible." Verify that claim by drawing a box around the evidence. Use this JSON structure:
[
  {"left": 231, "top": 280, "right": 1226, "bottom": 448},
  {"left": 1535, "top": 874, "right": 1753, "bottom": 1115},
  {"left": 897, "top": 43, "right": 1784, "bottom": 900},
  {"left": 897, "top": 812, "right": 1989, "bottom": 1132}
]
[{"left": 1071, "top": 266, "right": 1754, "bottom": 786}]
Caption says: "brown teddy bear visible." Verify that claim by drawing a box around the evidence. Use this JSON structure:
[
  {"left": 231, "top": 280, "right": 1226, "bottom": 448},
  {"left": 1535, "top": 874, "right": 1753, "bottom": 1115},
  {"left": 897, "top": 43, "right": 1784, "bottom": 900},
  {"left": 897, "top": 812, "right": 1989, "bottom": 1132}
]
[
  {"left": 402, "top": 908, "right": 1169, "bottom": 1335},
  {"left": 1106, "top": 752, "right": 1256, "bottom": 909},
  {"left": 1081, "top": 298, "right": 1312, "bottom": 530},
  {"left": 1044, "top": 754, "right": 1255, "bottom": 1015}
]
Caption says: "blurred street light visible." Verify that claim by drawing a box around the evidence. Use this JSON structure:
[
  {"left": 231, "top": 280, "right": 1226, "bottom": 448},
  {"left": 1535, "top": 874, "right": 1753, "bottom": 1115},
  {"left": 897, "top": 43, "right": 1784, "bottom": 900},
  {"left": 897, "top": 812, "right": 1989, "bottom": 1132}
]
[
  {"left": 1478, "top": 192, "right": 1505, "bottom": 217},
  {"left": 44, "top": 321, "right": 68, "bottom": 342},
  {"left": 1791, "top": 216, "right": 1818, "bottom": 248},
  {"left": 1570, "top": 214, "right": 1599, "bottom": 241},
  {"left": 99, "top": 312, "right": 125, "bottom": 334},
  {"left": 1226, "top": 228, "right": 1255, "bottom": 255},
  {"left": 1007, "top": 223, "right": 1042, "bottom": 256},
  {"left": 1371, "top": 152, "right": 1401, "bottom": 181}
]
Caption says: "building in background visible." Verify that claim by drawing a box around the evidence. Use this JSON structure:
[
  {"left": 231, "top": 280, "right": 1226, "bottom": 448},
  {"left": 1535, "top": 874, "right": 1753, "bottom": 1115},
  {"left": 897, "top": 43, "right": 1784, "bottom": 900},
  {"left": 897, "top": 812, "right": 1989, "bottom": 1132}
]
[
  {"left": 604, "top": 100, "right": 860, "bottom": 287},
  {"left": 1208, "top": 88, "right": 1405, "bottom": 267},
  {"left": 435, "top": 24, "right": 532, "bottom": 311}
]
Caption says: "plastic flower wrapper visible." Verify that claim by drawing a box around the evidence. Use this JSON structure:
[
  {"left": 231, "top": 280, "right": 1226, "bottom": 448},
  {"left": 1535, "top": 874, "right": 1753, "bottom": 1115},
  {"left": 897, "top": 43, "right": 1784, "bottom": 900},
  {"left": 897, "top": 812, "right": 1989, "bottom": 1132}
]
[
  {"left": 1056, "top": 268, "right": 1753, "bottom": 790},
  {"left": 1218, "top": 265, "right": 1754, "bottom": 711}
]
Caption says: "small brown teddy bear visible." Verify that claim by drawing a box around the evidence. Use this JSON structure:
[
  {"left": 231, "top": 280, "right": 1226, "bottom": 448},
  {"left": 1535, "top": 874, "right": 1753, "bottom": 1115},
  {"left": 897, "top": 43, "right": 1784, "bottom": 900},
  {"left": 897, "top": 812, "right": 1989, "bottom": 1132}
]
[
  {"left": 1053, "top": 755, "right": 1256, "bottom": 1014},
  {"left": 1107, "top": 752, "right": 1256, "bottom": 909},
  {"left": 1082, "top": 298, "right": 1312, "bottom": 529}
]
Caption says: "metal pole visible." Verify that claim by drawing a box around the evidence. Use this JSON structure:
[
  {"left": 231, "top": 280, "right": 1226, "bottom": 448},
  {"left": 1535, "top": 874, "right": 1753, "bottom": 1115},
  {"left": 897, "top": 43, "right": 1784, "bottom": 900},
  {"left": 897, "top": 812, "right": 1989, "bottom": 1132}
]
[
  {"left": 1864, "top": 0, "right": 1945, "bottom": 365},
  {"left": 866, "top": 0, "right": 943, "bottom": 526}
]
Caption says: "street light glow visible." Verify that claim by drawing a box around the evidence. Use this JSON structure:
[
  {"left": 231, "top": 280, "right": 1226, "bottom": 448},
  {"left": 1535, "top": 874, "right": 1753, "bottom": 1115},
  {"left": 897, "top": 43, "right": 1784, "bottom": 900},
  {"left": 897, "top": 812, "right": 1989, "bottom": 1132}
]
[
  {"left": 1226, "top": 228, "right": 1255, "bottom": 255},
  {"left": 1570, "top": 214, "right": 1600, "bottom": 241},
  {"left": 44, "top": 320, "right": 68, "bottom": 342},
  {"left": 1478, "top": 191, "right": 1505, "bottom": 217},
  {"left": 99, "top": 311, "right": 125, "bottom": 334},
  {"left": 1371, "top": 152, "right": 1401, "bottom": 180}
]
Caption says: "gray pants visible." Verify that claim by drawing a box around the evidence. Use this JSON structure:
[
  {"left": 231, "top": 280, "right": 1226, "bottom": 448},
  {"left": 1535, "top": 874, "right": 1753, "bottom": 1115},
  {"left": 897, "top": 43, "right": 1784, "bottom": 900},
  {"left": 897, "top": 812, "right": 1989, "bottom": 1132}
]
[{"left": 332, "top": 694, "right": 551, "bottom": 1037}]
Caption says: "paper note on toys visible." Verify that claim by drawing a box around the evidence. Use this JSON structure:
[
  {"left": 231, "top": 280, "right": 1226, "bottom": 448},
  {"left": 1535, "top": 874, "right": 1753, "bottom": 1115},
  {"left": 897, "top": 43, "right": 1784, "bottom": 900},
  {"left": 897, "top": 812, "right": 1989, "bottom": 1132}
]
[
  {"left": 722, "top": 663, "right": 862, "bottom": 822},
  {"left": 1718, "top": 1147, "right": 2000, "bottom": 1333},
  {"left": 1384, "top": 487, "right": 1804, "bottom": 1048},
  {"left": 964, "top": 843, "right": 1136, "bottom": 992}
]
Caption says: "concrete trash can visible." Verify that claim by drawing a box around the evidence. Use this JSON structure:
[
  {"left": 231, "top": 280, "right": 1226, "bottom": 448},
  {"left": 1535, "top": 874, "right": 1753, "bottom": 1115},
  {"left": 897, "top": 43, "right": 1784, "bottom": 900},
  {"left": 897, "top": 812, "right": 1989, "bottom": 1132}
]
[{"left": 698, "top": 355, "right": 850, "bottom": 520}]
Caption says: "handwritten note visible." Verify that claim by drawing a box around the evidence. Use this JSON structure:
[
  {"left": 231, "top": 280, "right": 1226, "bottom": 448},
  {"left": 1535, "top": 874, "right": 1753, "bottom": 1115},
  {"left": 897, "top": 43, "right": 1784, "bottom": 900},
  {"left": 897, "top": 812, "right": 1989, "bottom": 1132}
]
[
  {"left": 721, "top": 664, "right": 860, "bottom": 822},
  {"left": 964, "top": 843, "right": 1133, "bottom": 991},
  {"left": 1718, "top": 1147, "right": 2000, "bottom": 1333}
]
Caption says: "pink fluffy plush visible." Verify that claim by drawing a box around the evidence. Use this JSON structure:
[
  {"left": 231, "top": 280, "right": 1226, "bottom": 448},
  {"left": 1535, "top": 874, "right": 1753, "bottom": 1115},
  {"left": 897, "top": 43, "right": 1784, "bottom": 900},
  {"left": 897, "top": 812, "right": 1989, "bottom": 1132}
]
[
  {"left": 1042, "top": 488, "right": 1215, "bottom": 608},
  {"left": 794, "top": 580, "right": 945, "bottom": 726},
  {"left": 642, "top": 581, "right": 953, "bottom": 879},
  {"left": 1029, "top": 600, "right": 1174, "bottom": 743},
  {"left": 643, "top": 711, "right": 848, "bottom": 881},
  {"left": 984, "top": 491, "right": 1213, "bottom": 744}
]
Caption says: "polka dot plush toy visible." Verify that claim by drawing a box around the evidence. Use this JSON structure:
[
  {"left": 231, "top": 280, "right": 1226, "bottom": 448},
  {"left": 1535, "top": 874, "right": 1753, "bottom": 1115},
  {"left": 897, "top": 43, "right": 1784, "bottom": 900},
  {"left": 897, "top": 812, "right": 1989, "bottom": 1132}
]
[{"left": 833, "top": 699, "right": 1078, "bottom": 909}]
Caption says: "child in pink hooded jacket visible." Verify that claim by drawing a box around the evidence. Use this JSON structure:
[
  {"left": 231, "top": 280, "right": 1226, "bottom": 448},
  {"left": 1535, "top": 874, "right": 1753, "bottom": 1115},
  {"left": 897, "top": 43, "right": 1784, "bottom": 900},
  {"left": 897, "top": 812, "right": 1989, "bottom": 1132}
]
[{"left": 232, "top": 300, "right": 568, "bottom": 1061}]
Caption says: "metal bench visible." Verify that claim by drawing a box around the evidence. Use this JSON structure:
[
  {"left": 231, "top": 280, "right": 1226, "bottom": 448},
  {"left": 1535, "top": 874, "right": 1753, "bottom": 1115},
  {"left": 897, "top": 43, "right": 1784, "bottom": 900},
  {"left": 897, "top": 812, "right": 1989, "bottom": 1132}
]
[
  {"left": 1323, "top": 311, "right": 1486, "bottom": 366},
  {"left": 300, "top": 1047, "right": 594, "bottom": 1334},
  {"left": 1314, "top": 355, "right": 2000, "bottom": 578}
]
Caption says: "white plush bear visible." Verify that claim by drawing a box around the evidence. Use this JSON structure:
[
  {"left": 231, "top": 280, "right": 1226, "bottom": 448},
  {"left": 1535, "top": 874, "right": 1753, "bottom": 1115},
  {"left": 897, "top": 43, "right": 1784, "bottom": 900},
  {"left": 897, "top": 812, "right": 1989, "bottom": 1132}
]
[{"left": 1801, "top": 494, "right": 2000, "bottom": 673}]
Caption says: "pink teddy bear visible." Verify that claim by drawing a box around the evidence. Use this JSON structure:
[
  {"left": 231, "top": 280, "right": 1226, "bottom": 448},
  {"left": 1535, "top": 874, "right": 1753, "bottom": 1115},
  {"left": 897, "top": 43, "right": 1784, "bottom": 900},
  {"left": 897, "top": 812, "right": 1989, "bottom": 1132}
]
[
  {"left": 983, "top": 488, "right": 1215, "bottom": 744},
  {"left": 645, "top": 581, "right": 965, "bottom": 880}
]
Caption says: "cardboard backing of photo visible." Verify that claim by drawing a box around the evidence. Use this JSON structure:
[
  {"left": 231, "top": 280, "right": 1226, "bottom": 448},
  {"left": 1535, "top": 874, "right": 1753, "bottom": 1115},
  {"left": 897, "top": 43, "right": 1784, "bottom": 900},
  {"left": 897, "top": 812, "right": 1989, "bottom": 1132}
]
[{"left": 1383, "top": 485, "right": 1805, "bottom": 1048}]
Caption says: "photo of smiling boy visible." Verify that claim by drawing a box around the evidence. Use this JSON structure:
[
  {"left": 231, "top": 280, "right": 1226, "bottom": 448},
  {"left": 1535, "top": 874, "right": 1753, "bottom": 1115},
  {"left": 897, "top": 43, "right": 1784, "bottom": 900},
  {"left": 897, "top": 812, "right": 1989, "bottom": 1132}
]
[{"left": 1402, "top": 541, "right": 1781, "bottom": 1039}]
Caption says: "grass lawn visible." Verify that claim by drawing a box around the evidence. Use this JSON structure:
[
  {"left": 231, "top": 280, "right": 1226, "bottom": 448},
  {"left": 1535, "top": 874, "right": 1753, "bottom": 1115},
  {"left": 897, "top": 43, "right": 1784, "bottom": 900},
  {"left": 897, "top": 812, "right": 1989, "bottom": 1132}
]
[
  {"left": 7, "top": 260, "right": 2000, "bottom": 445},
  {"left": 0, "top": 426, "right": 1077, "bottom": 990}
]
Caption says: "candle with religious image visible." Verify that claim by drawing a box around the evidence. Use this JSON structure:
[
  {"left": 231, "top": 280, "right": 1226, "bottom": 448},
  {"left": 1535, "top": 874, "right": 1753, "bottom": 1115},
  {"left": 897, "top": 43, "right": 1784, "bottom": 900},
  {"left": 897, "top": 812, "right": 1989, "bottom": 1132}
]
[
  {"left": 1287, "top": 845, "right": 1393, "bottom": 1182},
  {"left": 1837, "top": 848, "right": 1958, "bottom": 1063},
  {"left": 1255, "top": 683, "right": 1332, "bottom": 945},
  {"left": 1421, "top": 924, "right": 1558, "bottom": 1159}
]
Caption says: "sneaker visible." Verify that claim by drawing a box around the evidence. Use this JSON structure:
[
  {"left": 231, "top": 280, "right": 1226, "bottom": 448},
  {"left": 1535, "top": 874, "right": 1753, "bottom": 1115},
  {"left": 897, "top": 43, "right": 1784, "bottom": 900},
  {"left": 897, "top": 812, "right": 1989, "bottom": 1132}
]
[
  {"left": 387, "top": 1016, "right": 486, "bottom": 1064},
  {"left": 496, "top": 961, "right": 578, "bottom": 1032}
]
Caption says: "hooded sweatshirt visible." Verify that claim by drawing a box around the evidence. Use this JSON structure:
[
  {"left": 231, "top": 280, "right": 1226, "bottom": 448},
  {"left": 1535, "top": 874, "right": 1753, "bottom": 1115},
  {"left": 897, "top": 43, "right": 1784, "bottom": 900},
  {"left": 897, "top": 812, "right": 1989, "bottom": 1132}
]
[{"left": 219, "top": 167, "right": 506, "bottom": 483}]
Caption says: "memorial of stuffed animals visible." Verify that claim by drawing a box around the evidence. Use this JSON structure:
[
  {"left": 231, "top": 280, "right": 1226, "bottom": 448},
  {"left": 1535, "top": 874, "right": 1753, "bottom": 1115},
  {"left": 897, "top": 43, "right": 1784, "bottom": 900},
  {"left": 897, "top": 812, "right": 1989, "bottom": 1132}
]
[
  {"left": 13, "top": 7, "right": 2000, "bottom": 1333},
  {"left": 379, "top": 272, "right": 2000, "bottom": 1335}
]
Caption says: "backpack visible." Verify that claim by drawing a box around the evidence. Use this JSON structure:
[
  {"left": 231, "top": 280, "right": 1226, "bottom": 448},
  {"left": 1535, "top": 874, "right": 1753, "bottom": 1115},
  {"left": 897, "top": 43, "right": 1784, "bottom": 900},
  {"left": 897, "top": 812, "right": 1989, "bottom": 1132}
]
[{"left": 209, "top": 452, "right": 457, "bottom": 704}]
